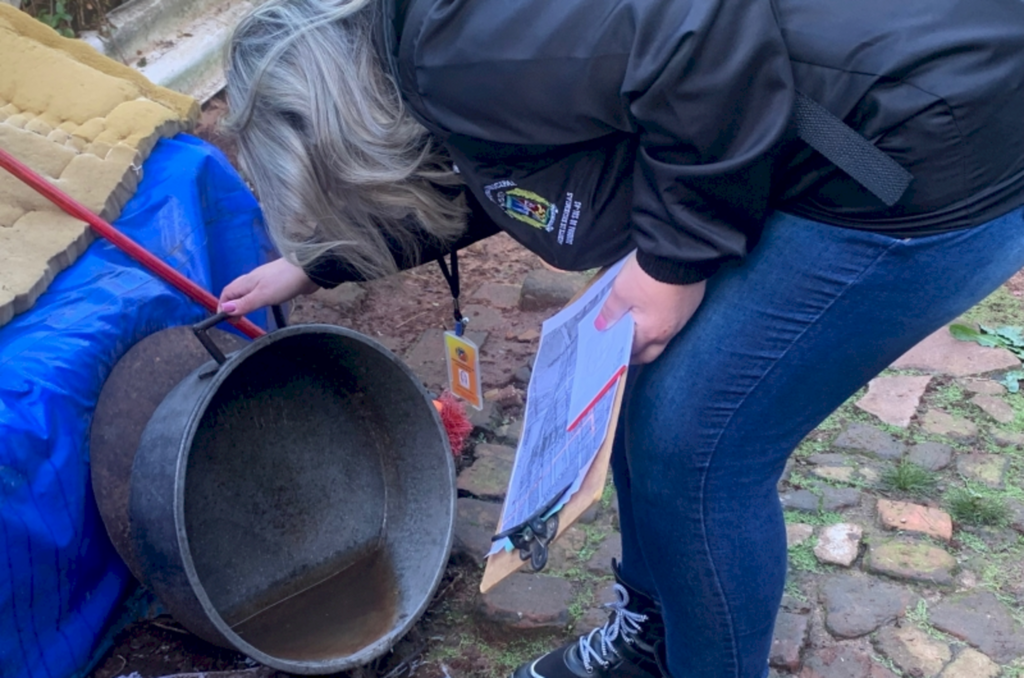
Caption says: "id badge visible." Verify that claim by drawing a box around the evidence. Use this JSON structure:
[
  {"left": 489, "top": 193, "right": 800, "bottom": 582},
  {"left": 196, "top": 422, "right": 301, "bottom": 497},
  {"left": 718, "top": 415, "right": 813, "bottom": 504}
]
[{"left": 444, "top": 331, "right": 483, "bottom": 410}]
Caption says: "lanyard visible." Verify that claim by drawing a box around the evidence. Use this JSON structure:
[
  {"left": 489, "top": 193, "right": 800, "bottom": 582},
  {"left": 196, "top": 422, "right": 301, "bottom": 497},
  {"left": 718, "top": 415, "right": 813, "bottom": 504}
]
[{"left": 436, "top": 250, "right": 468, "bottom": 336}]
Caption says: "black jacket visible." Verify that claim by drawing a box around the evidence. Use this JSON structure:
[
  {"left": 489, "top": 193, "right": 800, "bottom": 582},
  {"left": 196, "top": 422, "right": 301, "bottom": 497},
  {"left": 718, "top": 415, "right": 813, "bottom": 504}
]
[{"left": 307, "top": 0, "right": 1024, "bottom": 288}]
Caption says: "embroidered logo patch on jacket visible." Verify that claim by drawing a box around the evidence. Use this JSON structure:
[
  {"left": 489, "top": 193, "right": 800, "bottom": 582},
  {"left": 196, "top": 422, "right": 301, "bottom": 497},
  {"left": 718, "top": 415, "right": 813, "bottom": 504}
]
[{"left": 484, "top": 180, "right": 558, "bottom": 232}]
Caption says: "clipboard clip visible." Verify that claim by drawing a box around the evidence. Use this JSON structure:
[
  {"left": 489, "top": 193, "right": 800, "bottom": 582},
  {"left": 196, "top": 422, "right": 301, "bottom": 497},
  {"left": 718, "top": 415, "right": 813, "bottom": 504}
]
[{"left": 491, "top": 486, "right": 568, "bottom": 572}]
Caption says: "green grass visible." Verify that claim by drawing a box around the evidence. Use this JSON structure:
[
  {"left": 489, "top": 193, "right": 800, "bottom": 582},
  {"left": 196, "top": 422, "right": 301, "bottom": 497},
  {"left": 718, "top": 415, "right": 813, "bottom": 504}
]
[
  {"left": 783, "top": 578, "right": 807, "bottom": 601},
  {"left": 487, "top": 638, "right": 561, "bottom": 675},
  {"left": 567, "top": 586, "right": 595, "bottom": 625},
  {"left": 1003, "top": 660, "right": 1024, "bottom": 678},
  {"left": 932, "top": 381, "right": 967, "bottom": 411},
  {"left": 947, "top": 487, "right": 1009, "bottom": 526},
  {"left": 905, "top": 599, "right": 930, "bottom": 627},
  {"left": 871, "top": 654, "right": 904, "bottom": 677},
  {"left": 960, "top": 287, "right": 1024, "bottom": 328},
  {"left": 786, "top": 471, "right": 823, "bottom": 493},
  {"left": 784, "top": 510, "right": 844, "bottom": 526},
  {"left": 576, "top": 525, "right": 607, "bottom": 564},
  {"left": 788, "top": 540, "right": 824, "bottom": 573},
  {"left": 881, "top": 460, "right": 939, "bottom": 496},
  {"left": 957, "top": 531, "right": 990, "bottom": 553},
  {"left": 903, "top": 599, "right": 962, "bottom": 644},
  {"left": 793, "top": 435, "right": 831, "bottom": 458}
]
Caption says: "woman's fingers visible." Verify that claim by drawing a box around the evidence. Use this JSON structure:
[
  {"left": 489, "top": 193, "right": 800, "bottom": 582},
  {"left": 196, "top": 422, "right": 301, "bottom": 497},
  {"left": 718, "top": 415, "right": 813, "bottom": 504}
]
[
  {"left": 218, "top": 273, "right": 258, "bottom": 314},
  {"left": 218, "top": 258, "right": 319, "bottom": 316},
  {"left": 595, "top": 283, "right": 632, "bottom": 331},
  {"left": 593, "top": 257, "right": 707, "bottom": 365}
]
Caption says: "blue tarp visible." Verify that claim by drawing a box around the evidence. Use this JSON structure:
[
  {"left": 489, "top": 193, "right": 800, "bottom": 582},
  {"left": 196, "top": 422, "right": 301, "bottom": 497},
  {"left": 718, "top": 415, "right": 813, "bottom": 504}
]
[{"left": 0, "top": 135, "right": 273, "bottom": 678}]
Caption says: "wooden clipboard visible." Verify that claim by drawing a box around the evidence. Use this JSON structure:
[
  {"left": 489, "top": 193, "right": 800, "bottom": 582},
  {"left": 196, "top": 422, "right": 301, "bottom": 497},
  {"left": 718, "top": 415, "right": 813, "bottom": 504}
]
[{"left": 479, "top": 267, "right": 625, "bottom": 593}]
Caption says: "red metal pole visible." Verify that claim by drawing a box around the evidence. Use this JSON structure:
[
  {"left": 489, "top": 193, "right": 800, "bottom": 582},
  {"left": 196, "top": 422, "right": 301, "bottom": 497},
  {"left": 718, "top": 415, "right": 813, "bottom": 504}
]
[{"left": 0, "top": 146, "right": 265, "bottom": 339}]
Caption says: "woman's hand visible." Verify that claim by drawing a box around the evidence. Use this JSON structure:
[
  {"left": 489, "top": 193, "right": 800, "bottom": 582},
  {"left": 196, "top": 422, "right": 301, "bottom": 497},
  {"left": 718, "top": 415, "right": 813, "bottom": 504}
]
[
  {"left": 218, "top": 257, "right": 320, "bottom": 316},
  {"left": 595, "top": 256, "right": 706, "bottom": 364}
]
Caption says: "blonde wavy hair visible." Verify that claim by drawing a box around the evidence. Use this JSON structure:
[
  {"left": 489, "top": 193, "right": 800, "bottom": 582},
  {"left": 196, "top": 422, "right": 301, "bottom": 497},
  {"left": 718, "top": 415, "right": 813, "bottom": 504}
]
[{"left": 224, "top": 0, "right": 466, "bottom": 279}]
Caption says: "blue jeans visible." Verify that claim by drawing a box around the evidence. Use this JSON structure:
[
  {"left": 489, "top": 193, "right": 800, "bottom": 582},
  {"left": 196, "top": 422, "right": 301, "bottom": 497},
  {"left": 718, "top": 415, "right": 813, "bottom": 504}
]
[{"left": 612, "top": 207, "right": 1024, "bottom": 678}]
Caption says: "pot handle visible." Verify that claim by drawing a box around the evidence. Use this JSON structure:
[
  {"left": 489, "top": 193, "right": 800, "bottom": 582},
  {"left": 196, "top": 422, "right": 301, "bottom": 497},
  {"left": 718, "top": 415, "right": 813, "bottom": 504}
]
[{"left": 192, "top": 312, "right": 229, "bottom": 365}]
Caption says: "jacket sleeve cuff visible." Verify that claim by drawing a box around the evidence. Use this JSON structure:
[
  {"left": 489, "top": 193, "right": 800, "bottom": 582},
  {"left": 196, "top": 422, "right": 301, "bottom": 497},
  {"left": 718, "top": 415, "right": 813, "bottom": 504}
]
[
  {"left": 303, "top": 255, "right": 361, "bottom": 290},
  {"left": 635, "top": 251, "right": 722, "bottom": 285}
]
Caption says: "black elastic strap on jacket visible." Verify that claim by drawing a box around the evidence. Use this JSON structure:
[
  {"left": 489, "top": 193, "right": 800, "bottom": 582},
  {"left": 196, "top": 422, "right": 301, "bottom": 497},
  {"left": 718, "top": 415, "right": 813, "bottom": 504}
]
[
  {"left": 436, "top": 250, "right": 463, "bottom": 327},
  {"left": 792, "top": 92, "right": 913, "bottom": 207}
]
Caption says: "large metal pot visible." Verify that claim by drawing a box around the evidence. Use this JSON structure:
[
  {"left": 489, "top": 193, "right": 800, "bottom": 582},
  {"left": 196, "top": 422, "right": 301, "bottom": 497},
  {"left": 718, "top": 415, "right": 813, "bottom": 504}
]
[{"left": 93, "top": 316, "right": 455, "bottom": 674}]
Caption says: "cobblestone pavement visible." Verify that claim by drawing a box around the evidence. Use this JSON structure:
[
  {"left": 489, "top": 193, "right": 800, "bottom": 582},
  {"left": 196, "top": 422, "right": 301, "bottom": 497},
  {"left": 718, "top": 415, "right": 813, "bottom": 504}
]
[{"left": 402, "top": 264, "right": 1024, "bottom": 678}]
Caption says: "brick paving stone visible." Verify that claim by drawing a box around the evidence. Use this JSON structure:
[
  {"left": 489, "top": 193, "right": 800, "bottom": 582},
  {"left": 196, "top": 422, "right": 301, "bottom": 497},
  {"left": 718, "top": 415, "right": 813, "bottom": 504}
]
[
  {"left": 955, "top": 453, "right": 1008, "bottom": 489},
  {"left": 787, "top": 523, "right": 814, "bottom": 547},
  {"left": 576, "top": 582, "right": 616, "bottom": 632},
  {"left": 991, "top": 429, "right": 1024, "bottom": 449},
  {"left": 815, "top": 523, "right": 863, "bottom": 567},
  {"left": 833, "top": 423, "right": 905, "bottom": 460},
  {"left": 511, "top": 328, "right": 541, "bottom": 342},
  {"left": 920, "top": 409, "right": 979, "bottom": 441},
  {"left": 822, "top": 487, "right": 863, "bottom": 511},
  {"left": 576, "top": 503, "right": 600, "bottom": 525},
  {"left": 781, "top": 594, "right": 813, "bottom": 615},
  {"left": 858, "top": 466, "right": 881, "bottom": 485},
  {"left": 799, "top": 644, "right": 881, "bottom": 678},
  {"left": 906, "top": 442, "right": 954, "bottom": 471},
  {"left": 468, "top": 400, "right": 502, "bottom": 435},
  {"left": 820, "top": 575, "right": 912, "bottom": 638},
  {"left": 577, "top": 606, "right": 610, "bottom": 634},
  {"left": 876, "top": 500, "right": 953, "bottom": 542},
  {"left": 891, "top": 326, "right": 1020, "bottom": 376},
  {"left": 781, "top": 490, "right": 822, "bottom": 512},
  {"left": 970, "top": 393, "right": 1015, "bottom": 424},
  {"left": 868, "top": 665, "right": 901, "bottom": 678},
  {"left": 585, "top": 534, "right": 622, "bottom": 575},
  {"left": 519, "top": 269, "right": 589, "bottom": 311},
  {"left": 311, "top": 281, "right": 366, "bottom": 309},
  {"left": 939, "top": 648, "right": 1001, "bottom": 678},
  {"left": 770, "top": 611, "right": 810, "bottom": 672},
  {"left": 497, "top": 417, "right": 523, "bottom": 443},
  {"left": 484, "top": 385, "right": 524, "bottom": 409},
  {"left": 461, "top": 304, "right": 505, "bottom": 331},
  {"left": 457, "top": 444, "right": 515, "bottom": 499},
  {"left": 956, "top": 569, "right": 979, "bottom": 589},
  {"left": 958, "top": 378, "right": 1007, "bottom": 395},
  {"left": 808, "top": 453, "right": 851, "bottom": 465},
  {"left": 930, "top": 591, "right": 1024, "bottom": 663},
  {"left": 477, "top": 573, "right": 573, "bottom": 635},
  {"left": 546, "top": 527, "right": 588, "bottom": 571},
  {"left": 813, "top": 466, "right": 856, "bottom": 483},
  {"left": 855, "top": 375, "right": 932, "bottom": 428},
  {"left": 1007, "top": 499, "right": 1024, "bottom": 535},
  {"left": 470, "top": 282, "right": 522, "bottom": 309},
  {"left": 866, "top": 540, "right": 956, "bottom": 586},
  {"left": 873, "top": 624, "right": 952, "bottom": 677},
  {"left": 475, "top": 442, "right": 516, "bottom": 459},
  {"left": 454, "top": 498, "right": 502, "bottom": 565}
]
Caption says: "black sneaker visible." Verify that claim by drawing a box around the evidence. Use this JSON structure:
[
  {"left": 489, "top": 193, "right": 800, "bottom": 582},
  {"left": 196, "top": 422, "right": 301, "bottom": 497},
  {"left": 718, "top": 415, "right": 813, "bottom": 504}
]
[{"left": 510, "top": 578, "right": 664, "bottom": 678}]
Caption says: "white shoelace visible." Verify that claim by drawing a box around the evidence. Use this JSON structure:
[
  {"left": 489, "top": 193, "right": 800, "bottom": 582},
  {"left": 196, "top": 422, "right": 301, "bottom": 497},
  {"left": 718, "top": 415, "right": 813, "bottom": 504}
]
[{"left": 576, "top": 583, "right": 649, "bottom": 673}]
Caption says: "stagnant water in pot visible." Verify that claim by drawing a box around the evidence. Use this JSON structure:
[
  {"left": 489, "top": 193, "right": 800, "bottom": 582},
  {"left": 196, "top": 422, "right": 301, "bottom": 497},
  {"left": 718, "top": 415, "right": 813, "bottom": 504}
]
[{"left": 225, "top": 548, "right": 399, "bottom": 661}]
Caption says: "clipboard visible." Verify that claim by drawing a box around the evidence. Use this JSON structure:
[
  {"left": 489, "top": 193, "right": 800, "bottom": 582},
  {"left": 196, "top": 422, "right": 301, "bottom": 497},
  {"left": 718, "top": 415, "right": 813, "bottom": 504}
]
[{"left": 479, "top": 267, "right": 626, "bottom": 593}]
